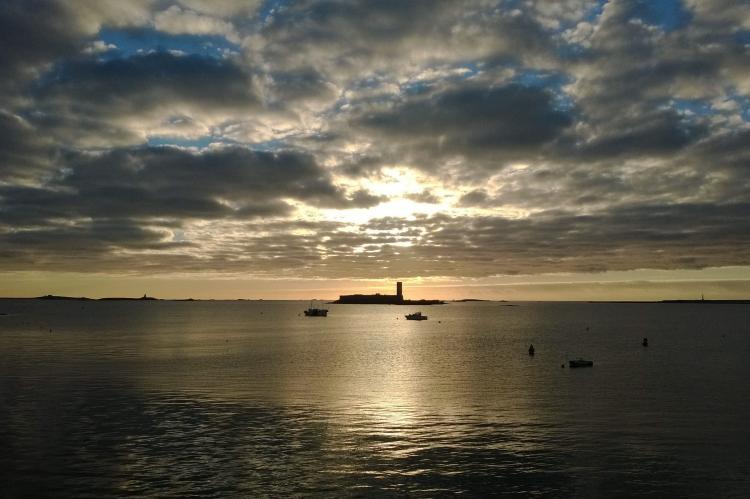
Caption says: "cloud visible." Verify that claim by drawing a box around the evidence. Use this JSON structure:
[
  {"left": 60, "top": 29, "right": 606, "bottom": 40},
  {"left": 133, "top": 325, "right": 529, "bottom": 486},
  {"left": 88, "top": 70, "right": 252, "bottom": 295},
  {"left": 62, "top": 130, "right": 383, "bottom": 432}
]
[
  {"left": 0, "top": 111, "right": 56, "bottom": 182},
  {"left": 684, "top": 0, "right": 750, "bottom": 30},
  {"left": 266, "top": 67, "right": 336, "bottom": 104},
  {"left": 253, "top": 0, "right": 558, "bottom": 83},
  {"left": 576, "top": 108, "right": 709, "bottom": 159},
  {"left": 0, "top": 0, "right": 151, "bottom": 89},
  {"left": 347, "top": 189, "right": 387, "bottom": 208},
  {"left": 458, "top": 189, "right": 490, "bottom": 207},
  {"left": 406, "top": 191, "right": 442, "bottom": 204},
  {"left": 524, "top": 0, "right": 600, "bottom": 29},
  {"left": 176, "top": 0, "right": 262, "bottom": 18},
  {"left": 28, "top": 51, "right": 263, "bottom": 147},
  {"left": 154, "top": 5, "right": 240, "bottom": 42},
  {"left": 0, "top": 146, "right": 371, "bottom": 230},
  {"left": 351, "top": 83, "right": 572, "bottom": 169},
  {"left": 566, "top": 0, "right": 750, "bottom": 123},
  {"left": 1, "top": 0, "right": 749, "bottom": 284},
  {"left": 37, "top": 51, "right": 258, "bottom": 112},
  {"left": 0, "top": 1, "right": 83, "bottom": 88}
]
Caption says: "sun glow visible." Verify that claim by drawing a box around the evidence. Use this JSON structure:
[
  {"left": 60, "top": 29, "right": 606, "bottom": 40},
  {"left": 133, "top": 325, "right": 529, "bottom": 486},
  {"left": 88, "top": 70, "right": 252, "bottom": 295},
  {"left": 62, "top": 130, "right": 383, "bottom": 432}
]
[
  {"left": 321, "top": 199, "right": 441, "bottom": 224},
  {"left": 320, "top": 167, "right": 455, "bottom": 223},
  {"left": 364, "top": 167, "right": 423, "bottom": 197}
]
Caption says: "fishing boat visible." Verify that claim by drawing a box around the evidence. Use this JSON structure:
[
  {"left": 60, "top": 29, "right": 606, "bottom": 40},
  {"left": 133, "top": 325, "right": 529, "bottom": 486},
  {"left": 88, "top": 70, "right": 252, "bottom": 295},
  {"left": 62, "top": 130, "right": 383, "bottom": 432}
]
[
  {"left": 569, "top": 358, "right": 593, "bottom": 368},
  {"left": 405, "top": 312, "right": 427, "bottom": 321},
  {"left": 303, "top": 301, "right": 328, "bottom": 317}
]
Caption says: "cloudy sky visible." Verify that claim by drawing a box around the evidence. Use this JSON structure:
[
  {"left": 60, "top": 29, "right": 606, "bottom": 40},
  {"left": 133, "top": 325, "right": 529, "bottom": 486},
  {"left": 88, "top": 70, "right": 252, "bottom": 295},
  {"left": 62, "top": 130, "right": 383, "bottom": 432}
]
[{"left": 1, "top": 0, "right": 749, "bottom": 300}]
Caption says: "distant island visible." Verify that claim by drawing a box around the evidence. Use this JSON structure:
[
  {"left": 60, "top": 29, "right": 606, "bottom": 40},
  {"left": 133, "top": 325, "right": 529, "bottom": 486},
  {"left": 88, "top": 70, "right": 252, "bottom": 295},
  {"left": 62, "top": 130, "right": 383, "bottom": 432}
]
[
  {"left": 587, "top": 299, "right": 750, "bottom": 304},
  {"left": 36, "top": 294, "right": 92, "bottom": 300},
  {"left": 660, "top": 299, "right": 750, "bottom": 304},
  {"left": 37, "top": 294, "right": 158, "bottom": 301},
  {"left": 332, "top": 282, "right": 444, "bottom": 305}
]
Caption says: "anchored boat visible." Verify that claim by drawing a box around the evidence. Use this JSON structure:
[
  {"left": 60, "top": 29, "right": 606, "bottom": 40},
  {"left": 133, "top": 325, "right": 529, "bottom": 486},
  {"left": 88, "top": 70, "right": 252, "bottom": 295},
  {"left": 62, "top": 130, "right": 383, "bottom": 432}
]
[
  {"left": 405, "top": 312, "right": 428, "bottom": 321},
  {"left": 304, "top": 301, "right": 328, "bottom": 317},
  {"left": 569, "top": 358, "right": 593, "bottom": 368}
]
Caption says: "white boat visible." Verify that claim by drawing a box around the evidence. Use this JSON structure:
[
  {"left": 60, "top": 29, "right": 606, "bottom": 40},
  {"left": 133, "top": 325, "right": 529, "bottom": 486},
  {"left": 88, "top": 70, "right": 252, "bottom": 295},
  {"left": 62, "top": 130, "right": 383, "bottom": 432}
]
[{"left": 405, "top": 312, "right": 427, "bottom": 320}]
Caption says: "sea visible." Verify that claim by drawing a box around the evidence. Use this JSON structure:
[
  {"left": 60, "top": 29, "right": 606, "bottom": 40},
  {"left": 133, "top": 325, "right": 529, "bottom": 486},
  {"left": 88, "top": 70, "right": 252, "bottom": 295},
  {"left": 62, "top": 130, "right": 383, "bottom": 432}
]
[{"left": 0, "top": 299, "right": 748, "bottom": 497}]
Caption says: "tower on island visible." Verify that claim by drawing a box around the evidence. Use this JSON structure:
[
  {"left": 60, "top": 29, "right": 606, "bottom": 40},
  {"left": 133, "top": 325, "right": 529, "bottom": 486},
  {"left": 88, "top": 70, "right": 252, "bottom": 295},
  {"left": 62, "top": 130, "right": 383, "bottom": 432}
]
[{"left": 332, "top": 281, "right": 443, "bottom": 305}]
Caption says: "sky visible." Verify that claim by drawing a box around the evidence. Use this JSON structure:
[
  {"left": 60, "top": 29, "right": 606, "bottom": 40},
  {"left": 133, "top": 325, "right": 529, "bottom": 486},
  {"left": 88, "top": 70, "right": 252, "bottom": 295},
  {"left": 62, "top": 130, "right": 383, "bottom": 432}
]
[{"left": 1, "top": 0, "right": 750, "bottom": 300}]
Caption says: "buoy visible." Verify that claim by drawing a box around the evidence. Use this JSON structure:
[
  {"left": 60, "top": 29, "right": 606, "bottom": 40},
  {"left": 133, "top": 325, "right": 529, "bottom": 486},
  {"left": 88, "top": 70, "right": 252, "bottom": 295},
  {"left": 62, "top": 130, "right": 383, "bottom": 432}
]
[
  {"left": 528, "top": 344, "right": 535, "bottom": 356},
  {"left": 642, "top": 337, "right": 648, "bottom": 347}
]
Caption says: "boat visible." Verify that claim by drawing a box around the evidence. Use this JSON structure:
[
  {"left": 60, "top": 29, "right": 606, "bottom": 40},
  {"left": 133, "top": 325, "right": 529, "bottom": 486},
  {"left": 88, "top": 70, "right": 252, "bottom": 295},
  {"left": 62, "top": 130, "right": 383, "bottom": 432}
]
[
  {"left": 405, "top": 312, "right": 427, "bottom": 320},
  {"left": 569, "top": 358, "right": 593, "bottom": 368},
  {"left": 303, "top": 301, "right": 328, "bottom": 317}
]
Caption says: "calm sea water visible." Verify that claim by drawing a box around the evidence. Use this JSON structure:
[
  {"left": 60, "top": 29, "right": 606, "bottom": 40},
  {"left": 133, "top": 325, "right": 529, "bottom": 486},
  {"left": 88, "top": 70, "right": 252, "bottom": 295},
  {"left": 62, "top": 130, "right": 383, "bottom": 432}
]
[{"left": 1, "top": 300, "right": 748, "bottom": 497}]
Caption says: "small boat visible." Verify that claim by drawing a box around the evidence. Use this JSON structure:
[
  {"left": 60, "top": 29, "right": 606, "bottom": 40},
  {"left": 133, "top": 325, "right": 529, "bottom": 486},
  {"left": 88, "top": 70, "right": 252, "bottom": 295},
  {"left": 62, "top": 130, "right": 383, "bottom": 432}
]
[
  {"left": 569, "top": 358, "right": 593, "bottom": 368},
  {"left": 405, "top": 312, "right": 427, "bottom": 321},
  {"left": 303, "top": 301, "right": 328, "bottom": 317}
]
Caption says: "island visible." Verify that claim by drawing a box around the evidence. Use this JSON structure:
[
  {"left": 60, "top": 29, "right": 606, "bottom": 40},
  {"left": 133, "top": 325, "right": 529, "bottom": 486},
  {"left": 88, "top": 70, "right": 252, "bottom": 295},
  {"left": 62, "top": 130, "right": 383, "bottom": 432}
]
[
  {"left": 37, "top": 294, "right": 158, "bottom": 301},
  {"left": 331, "top": 282, "right": 444, "bottom": 305}
]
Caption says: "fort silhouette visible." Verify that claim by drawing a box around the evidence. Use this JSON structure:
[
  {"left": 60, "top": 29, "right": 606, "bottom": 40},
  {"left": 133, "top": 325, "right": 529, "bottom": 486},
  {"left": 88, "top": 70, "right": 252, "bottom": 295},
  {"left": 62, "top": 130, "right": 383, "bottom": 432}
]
[{"left": 332, "top": 282, "right": 444, "bottom": 305}]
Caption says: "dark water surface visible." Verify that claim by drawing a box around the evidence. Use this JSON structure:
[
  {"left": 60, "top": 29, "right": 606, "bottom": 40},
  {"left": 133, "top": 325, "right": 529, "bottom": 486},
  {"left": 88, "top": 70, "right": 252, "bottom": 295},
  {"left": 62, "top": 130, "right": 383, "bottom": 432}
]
[{"left": 1, "top": 300, "right": 749, "bottom": 497}]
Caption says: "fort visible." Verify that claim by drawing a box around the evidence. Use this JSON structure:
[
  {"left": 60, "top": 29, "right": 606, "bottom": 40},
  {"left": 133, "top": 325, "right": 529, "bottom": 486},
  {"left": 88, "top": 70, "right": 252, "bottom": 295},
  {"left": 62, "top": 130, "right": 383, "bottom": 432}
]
[{"left": 332, "top": 282, "right": 444, "bottom": 305}]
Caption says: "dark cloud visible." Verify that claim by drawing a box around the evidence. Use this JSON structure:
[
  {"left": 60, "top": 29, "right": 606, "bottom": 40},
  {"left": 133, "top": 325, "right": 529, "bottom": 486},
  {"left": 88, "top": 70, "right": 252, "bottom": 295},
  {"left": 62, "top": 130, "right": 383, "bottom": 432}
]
[
  {"left": 0, "top": 0, "right": 152, "bottom": 92},
  {"left": 0, "top": 111, "right": 55, "bottom": 182},
  {"left": 267, "top": 67, "right": 335, "bottom": 103},
  {"left": 690, "top": 129, "right": 750, "bottom": 172},
  {"left": 458, "top": 189, "right": 489, "bottom": 207},
  {"left": 347, "top": 189, "right": 387, "bottom": 208},
  {"left": 334, "top": 155, "right": 389, "bottom": 178},
  {"left": 576, "top": 108, "right": 709, "bottom": 159},
  {"left": 453, "top": 157, "right": 730, "bottom": 214},
  {"left": 27, "top": 51, "right": 262, "bottom": 146},
  {"left": 34, "top": 51, "right": 259, "bottom": 111},
  {"left": 406, "top": 191, "right": 441, "bottom": 204},
  {"left": 260, "top": 0, "right": 458, "bottom": 61},
  {"left": 0, "top": 0, "right": 82, "bottom": 88},
  {"left": 1, "top": 221, "right": 186, "bottom": 253},
  {"left": 256, "top": 0, "right": 559, "bottom": 86},
  {"left": 352, "top": 83, "right": 572, "bottom": 167},
  {"left": 565, "top": 0, "right": 748, "bottom": 146},
  {"left": 0, "top": 146, "right": 371, "bottom": 229}
]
